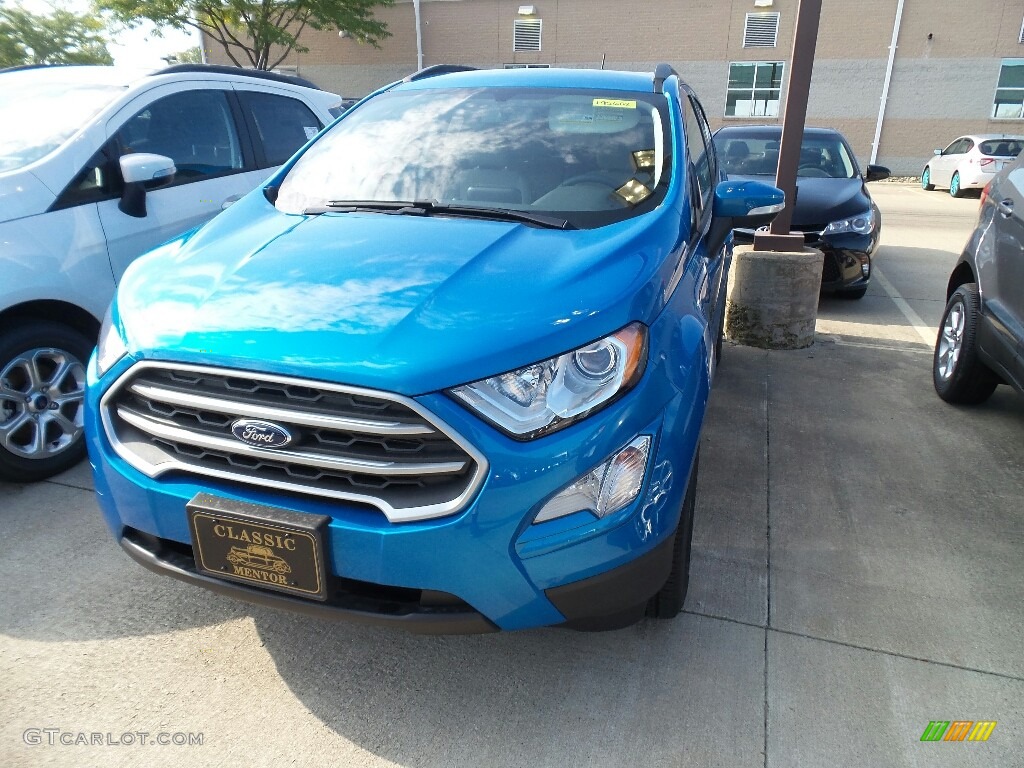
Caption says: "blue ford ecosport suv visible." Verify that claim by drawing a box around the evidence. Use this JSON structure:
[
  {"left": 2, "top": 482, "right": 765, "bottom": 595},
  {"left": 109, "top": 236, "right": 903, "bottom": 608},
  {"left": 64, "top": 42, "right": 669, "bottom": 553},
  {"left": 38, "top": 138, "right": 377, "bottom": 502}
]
[{"left": 85, "top": 65, "right": 783, "bottom": 633}]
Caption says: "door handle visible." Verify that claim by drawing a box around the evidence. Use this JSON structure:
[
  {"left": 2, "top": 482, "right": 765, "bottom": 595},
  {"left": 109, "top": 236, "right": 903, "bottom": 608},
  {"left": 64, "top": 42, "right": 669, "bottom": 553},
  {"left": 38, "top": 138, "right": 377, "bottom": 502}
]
[
  {"left": 221, "top": 195, "right": 243, "bottom": 210},
  {"left": 997, "top": 199, "right": 1014, "bottom": 217}
]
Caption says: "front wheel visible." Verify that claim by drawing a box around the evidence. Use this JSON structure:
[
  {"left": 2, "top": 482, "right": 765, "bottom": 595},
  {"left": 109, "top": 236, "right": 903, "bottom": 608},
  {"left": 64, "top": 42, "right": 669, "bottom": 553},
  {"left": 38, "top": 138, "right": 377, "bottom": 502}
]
[
  {"left": 933, "top": 284, "right": 998, "bottom": 404},
  {"left": 0, "top": 322, "right": 92, "bottom": 482},
  {"left": 921, "top": 166, "right": 935, "bottom": 191},
  {"left": 646, "top": 451, "right": 698, "bottom": 619},
  {"left": 950, "top": 171, "right": 964, "bottom": 198}
]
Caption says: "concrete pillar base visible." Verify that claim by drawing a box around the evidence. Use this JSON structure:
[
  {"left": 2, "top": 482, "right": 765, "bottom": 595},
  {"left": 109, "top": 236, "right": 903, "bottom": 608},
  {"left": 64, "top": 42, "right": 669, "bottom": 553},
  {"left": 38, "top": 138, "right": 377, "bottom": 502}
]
[{"left": 725, "top": 246, "right": 823, "bottom": 350}]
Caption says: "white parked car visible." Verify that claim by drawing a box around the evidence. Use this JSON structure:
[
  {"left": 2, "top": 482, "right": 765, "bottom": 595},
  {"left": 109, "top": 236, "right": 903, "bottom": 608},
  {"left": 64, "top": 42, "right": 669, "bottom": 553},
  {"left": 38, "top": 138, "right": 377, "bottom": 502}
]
[
  {"left": 0, "top": 64, "right": 339, "bottom": 481},
  {"left": 921, "top": 134, "right": 1024, "bottom": 197}
]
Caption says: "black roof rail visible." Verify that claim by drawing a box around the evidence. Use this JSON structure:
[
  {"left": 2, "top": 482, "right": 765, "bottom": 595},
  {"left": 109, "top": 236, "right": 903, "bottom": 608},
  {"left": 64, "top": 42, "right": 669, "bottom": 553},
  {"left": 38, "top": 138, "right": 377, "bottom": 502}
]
[
  {"left": 403, "top": 64, "right": 478, "bottom": 83},
  {"left": 653, "top": 63, "right": 678, "bottom": 93},
  {"left": 152, "top": 64, "right": 322, "bottom": 91}
]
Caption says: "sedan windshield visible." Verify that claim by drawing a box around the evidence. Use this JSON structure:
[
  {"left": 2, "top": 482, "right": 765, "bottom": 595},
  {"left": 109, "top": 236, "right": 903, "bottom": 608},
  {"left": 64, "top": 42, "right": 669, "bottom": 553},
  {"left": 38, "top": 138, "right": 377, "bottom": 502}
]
[
  {"left": 715, "top": 133, "right": 857, "bottom": 179},
  {"left": 0, "top": 80, "right": 126, "bottom": 173},
  {"left": 276, "top": 87, "right": 671, "bottom": 229}
]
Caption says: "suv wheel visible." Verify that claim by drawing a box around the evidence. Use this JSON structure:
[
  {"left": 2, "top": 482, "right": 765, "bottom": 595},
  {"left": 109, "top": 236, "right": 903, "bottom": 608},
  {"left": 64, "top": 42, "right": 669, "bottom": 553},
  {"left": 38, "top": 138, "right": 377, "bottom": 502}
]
[
  {"left": 933, "top": 284, "right": 998, "bottom": 404},
  {"left": 646, "top": 450, "right": 699, "bottom": 619},
  {"left": 0, "top": 322, "right": 92, "bottom": 482}
]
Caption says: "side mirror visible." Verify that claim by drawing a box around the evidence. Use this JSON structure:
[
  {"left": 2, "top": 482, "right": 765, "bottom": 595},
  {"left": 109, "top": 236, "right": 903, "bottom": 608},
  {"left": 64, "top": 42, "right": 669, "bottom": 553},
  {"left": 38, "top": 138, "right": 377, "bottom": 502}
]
[
  {"left": 865, "top": 164, "right": 890, "bottom": 182},
  {"left": 712, "top": 179, "right": 785, "bottom": 228},
  {"left": 118, "top": 153, "right": 176, "bottom": 218},
  {"left": 934, "top": 148, "right": 943, "bottom": 156}
]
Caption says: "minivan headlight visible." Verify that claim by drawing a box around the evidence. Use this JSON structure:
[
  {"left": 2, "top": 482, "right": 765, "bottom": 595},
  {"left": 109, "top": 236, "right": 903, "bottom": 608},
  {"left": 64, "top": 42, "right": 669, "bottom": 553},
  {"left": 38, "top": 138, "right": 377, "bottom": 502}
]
[
  {"left": 450, "top": 323, "right": 647, "bottom": 439},
  {"left": 96, "top": 304, "right": 127, "bottom": 377},
  {"left": 823, "top": 208, "right": 874, "bottom": 236}
]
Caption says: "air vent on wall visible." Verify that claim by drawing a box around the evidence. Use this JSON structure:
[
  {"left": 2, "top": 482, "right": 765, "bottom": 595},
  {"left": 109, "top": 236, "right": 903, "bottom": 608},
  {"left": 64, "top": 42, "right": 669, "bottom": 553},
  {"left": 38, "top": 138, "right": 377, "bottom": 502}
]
[
  {"left": 744, "top": 12, "right": 780, "bottom": 48},
  {"left": 513, "top": 18, "right": 542, "bottom": 52}
]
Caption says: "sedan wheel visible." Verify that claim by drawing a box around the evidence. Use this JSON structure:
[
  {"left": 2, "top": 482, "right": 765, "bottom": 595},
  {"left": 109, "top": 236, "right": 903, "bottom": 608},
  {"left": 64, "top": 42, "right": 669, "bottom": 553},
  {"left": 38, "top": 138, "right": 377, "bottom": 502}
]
[
  {"left": 0, "top": 322, "right": 92, "bottom": 482},
  {"left": 921, "top": 166, "right": 934, "bottom": 191},
  {"left": 949, "top": 171, "right": 963, "bottom": 198},
  {"left": 933, "top": 284, "right": 998, "bottom": 404}
]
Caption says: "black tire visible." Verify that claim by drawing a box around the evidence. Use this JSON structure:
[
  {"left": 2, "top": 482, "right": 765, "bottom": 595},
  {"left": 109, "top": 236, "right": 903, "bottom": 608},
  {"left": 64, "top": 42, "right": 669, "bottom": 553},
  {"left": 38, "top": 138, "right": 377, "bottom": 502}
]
[
  {"left": 933, "top": 284, "right": 998, "bottom": 404},
  {"left": 0, "top": 321, "right": 93, "bottom": 482},
  {"left": 836, "top": 284, "right": 868, "bottom": 300},
  {"left": 646, "top": 450, "right": 699, "bottom": 619},
  {"left": 921, "top": 166, "right": 935, "bottom": 191},
  {"left": 950, "top": 171, "right": 964, "bottom": 198}
]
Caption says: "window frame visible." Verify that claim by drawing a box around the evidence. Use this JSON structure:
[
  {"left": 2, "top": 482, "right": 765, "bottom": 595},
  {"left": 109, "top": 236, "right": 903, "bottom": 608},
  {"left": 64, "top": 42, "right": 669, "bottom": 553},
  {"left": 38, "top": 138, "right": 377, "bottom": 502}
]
[
  {"left": 992, "top": 59, "right": 1024, "bottom": 120},
  {"left": 725, "top": 61, "right": 785, "bottom": 119}
]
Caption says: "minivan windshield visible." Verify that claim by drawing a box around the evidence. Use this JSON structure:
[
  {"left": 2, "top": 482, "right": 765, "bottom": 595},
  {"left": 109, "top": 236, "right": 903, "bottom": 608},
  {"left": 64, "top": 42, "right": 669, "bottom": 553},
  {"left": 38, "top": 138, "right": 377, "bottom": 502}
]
[
  {"left": 0, "top": 80, "right": 126, "bottom": 173},
  {"left": 276, "top": 87, "right": 671, "bottom": 229},
  {"left": 715, "top": 132, "right": 857, "bottom": 179}
]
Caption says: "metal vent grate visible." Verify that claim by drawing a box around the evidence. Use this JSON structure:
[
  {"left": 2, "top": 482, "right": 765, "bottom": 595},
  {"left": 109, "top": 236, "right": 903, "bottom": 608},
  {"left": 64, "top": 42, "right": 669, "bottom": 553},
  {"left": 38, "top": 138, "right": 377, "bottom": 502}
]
[
  {"left": 744, "top": 12, "right": 780, "bottom": 48},
  {"left": 513, "top": 18, "right": 542, "bottom": 52}
]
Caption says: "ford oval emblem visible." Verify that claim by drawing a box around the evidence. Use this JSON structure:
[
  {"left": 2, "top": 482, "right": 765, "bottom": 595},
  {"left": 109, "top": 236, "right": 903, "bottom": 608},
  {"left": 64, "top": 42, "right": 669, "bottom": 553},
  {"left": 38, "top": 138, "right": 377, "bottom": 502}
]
[{"left": 230, "top": 419, "right": 293, "bottom": 449}]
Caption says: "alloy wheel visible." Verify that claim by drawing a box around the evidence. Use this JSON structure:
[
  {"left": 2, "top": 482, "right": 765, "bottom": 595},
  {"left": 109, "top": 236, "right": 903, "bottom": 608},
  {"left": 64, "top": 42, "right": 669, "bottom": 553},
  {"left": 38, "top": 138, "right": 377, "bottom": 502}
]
[
  {"left": 0, "top": 348, "right": 86, "bottom": 460},
  {"left": 936, "top": 299, "right": 965, "bottom": 380}
]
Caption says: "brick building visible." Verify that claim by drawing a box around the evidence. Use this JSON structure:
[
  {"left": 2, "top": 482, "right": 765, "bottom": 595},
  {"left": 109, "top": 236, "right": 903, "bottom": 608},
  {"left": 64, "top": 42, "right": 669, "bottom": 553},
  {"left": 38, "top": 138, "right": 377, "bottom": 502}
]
[{"left": 203, "top": 0, "right": 1024, "bottom": 174}]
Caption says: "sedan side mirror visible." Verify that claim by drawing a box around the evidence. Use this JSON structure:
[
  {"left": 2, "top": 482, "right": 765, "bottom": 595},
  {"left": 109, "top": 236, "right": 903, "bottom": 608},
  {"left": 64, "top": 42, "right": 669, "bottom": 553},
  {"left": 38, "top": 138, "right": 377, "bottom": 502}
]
[
  {"left": 118, "top": 153, "right": 176, "bottom": 218},
  {"left": 865, "top": 165, "right": 890, "bottom": 182},
  {"left": 712, "top": 179, "right": 786, "bottom": 228},
  {"left": 934, "top": 148, "right": 943, "bottom": 156}
]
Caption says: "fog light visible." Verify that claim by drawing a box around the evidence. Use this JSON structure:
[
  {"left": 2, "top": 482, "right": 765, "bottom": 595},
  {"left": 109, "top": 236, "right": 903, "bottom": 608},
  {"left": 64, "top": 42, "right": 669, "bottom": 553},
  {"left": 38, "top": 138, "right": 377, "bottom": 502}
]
[{"left": 533, "top": 436, "right": 651, "bottom": 523}]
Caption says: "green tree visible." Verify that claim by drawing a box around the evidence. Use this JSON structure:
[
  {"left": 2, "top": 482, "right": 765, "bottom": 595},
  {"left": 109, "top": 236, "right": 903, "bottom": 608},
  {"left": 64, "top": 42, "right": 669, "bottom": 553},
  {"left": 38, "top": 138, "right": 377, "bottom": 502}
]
[
  {"left": 172, "top": 45, "right": 204, "bottom": 63},
  {"left": 0, "top": 5, "right": 113, "bottom": 68},
  {"left": 98, "top": 0, "right": 392, "bottom": 70}
]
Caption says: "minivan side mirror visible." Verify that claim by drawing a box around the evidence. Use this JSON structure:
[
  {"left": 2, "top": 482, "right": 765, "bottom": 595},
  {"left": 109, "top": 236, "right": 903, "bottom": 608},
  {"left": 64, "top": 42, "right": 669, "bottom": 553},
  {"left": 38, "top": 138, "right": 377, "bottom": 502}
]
[
  {"left": 865, "top": 165, "right": 890, "bottom": 182},
  {"left": 118, "top": 153, "right": 176, "bottom": 218},
  {"left": 712, "top": 179, "right": 786, "bottom": 228}
]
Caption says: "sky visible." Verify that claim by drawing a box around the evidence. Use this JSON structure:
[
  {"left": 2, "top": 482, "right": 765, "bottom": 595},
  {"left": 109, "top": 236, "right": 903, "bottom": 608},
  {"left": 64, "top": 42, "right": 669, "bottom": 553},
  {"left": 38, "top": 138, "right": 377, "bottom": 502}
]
[{"left": 17, "top": 0, "right": 201, "bottom": 69}]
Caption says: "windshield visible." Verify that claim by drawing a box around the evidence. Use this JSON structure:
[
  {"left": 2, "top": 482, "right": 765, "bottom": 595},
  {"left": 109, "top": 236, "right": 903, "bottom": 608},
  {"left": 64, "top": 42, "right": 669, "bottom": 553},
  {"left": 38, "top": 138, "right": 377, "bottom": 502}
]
[
  {"left": 0, "top": 80, "right": 126, "bottom": 173},
  {"left": 715, "top": 133, "right": 857, "bottom": 179},
  {"left": 979, "top": 138, "right": 1023, "bottom": 157},
  {"left": 276, "top": 87, "right": 671, "bottom": 229}
]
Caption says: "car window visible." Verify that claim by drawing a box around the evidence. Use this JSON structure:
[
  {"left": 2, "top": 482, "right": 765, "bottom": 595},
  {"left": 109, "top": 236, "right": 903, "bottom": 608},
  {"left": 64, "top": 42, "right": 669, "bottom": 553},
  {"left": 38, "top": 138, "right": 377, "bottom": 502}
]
[
  {"left": 979, "top": 139, "right": 1024, "bottom": 157},
  {"left": 683, "top": 98, "right": 712, "bottom": 217},
  {"left": 275, "top": 87, "right": 672, "bottom": 230},
  {"left": 942, "top": 139, "right": 964, "bottom": 155},
  {"left": 115, "top": 90, "right": 243, "bottom": 182},
  {"left": 238, "top": 91, "right": 324, "bottom": 168},
  {"left": 714, "top": 133, "right": 856, "bottom": 179},
  {"left": 962, "top": 139, "right": 976, "bottom": 154},
  {"left": 52, "top": 149, "right": 119, "bottom": 209}
]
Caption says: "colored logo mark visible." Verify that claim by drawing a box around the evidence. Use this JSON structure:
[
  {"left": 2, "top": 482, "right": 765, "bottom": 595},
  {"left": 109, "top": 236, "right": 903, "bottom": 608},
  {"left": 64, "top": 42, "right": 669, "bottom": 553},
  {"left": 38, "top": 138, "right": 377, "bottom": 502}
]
[{"left": 920, "top": 721, "right": 997, "bottom": 742}]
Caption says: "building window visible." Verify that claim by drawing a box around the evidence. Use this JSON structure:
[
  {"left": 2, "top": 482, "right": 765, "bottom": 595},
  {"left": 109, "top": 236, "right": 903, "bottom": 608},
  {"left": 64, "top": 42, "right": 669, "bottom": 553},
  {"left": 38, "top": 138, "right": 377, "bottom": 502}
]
[
  {"left": 1019, "top": 16, "right": 1024, "bottom": 44},
  {"left": 993, "top": 59, "right": 1024, "bottom": 118},
  {"left": 513, "top": 19, "right": 542, "bottom": 52},
  {"left": 726, "top": 62, "right": 784, "bottom": 117},
  {"left": 743, "top": 12, "right": 780, "bottom": 47}
]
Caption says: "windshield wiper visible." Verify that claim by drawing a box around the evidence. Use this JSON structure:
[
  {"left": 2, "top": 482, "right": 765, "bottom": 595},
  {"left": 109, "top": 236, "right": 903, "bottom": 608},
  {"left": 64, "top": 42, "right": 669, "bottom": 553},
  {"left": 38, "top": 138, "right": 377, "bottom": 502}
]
[{"left": 311, "top": 199, "right": 574, "bottom": 230}]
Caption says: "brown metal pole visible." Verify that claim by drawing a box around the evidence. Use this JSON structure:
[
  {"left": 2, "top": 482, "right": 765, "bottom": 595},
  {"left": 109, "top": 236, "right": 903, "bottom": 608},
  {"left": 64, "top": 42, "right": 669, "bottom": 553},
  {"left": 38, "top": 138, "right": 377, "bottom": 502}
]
[{"left": 753, "top": 0, "right": 823, "bottom": 252}]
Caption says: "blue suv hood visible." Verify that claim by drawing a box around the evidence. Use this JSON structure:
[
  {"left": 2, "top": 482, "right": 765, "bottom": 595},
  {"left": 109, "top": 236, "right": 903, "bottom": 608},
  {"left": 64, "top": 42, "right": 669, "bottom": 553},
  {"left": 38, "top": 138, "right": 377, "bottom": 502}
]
[{"left": 117, "top": 196, "right": 681, "bottom": 395}]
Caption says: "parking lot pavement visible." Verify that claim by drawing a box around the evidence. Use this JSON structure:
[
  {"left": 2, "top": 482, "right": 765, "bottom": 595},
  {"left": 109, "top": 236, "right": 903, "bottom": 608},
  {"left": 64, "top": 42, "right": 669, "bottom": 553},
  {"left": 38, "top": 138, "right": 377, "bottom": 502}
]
[{"left": 1, "top": 187, "right": 1021, "bottom": 767}]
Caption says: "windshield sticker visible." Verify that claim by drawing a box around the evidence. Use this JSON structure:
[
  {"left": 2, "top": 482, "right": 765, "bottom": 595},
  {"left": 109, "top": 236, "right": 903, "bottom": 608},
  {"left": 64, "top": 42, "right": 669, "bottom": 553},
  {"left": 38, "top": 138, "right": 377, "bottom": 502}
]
[
  {"left": 593, "top": 98, "right": 637, "bottom": 109},
  {"left": 303, "top": 126, "right": 319, "bottom": 139}
]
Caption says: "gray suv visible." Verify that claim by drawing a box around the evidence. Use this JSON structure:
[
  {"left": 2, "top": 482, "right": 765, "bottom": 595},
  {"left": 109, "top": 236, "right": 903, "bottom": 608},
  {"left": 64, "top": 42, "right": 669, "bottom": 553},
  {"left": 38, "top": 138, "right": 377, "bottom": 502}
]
[{"left": 934, "top": 154, "right": 1024, "bottom": 403}]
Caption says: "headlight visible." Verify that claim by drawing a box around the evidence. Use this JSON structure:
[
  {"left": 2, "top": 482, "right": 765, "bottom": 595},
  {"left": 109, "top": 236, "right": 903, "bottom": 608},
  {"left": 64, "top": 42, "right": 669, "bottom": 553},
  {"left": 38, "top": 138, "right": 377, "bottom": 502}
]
[
  {"left": 534, "top": 435, "right": 651, "bottom": 523},
  {"left": 96, "top": 304, "right": 128, "bottom": 377},
  {"left": 450, "top": 323, "right": 647, "bottom": 439},
  {"left": 823, "top": 208, "right": 875, "bottom": 236}
]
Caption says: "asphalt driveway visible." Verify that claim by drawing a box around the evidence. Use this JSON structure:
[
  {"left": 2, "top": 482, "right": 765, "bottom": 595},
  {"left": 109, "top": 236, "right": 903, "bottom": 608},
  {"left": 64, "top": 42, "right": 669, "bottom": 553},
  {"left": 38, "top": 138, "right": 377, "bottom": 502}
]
[{"left": 1, "top": 184, "right": 1021, "bottom": 768}]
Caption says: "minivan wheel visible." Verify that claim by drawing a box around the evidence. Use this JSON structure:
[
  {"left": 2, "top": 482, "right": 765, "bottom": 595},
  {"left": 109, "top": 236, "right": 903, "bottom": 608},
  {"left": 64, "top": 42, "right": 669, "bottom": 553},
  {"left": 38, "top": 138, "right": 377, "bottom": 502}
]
[
  {"left": 0, "top": 322, "right": 92, "bottom": 482},
  {"left": 921, "top": 167, "right": 934, "bottom": 191},
  {"left": 933, "top": 284, "right": 998, "bottom": 404},
  {"left": 949, "top": 171, "right": 963, "bottom": 198},
  {"left": 646, "top": 450, "right": 699, "bottom": 619}
]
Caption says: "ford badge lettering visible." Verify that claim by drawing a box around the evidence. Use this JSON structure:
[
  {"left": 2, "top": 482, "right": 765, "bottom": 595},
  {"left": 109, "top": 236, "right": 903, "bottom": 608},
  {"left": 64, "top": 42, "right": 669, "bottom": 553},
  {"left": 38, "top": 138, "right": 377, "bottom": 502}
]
[{"left": 231, "top": 419, "right": 293, "bottom": 449}]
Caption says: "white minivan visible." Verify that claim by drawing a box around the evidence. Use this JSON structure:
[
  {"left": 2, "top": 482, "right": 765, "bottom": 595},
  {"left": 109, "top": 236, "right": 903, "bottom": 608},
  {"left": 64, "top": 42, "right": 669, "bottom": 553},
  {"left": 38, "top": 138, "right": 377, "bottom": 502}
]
[{"left": 0, "top": 64, "right": 340, "bottom": 481}]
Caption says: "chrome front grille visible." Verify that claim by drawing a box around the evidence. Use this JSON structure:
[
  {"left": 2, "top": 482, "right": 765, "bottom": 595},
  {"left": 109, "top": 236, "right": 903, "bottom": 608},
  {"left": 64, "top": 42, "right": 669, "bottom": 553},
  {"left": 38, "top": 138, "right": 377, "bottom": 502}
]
[{"left": 101, "top": 362, "right": 487, "bottom": 522}]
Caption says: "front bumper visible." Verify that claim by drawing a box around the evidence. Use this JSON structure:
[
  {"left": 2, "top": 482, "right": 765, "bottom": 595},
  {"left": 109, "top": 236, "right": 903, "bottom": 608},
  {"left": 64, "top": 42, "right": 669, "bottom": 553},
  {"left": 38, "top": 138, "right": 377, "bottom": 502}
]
[
  {"left": 85, "top": 309, "right": 712, "bottom": 632},
  {"left": 734, "top": 228, "right": 876, "bottom": 292}
]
